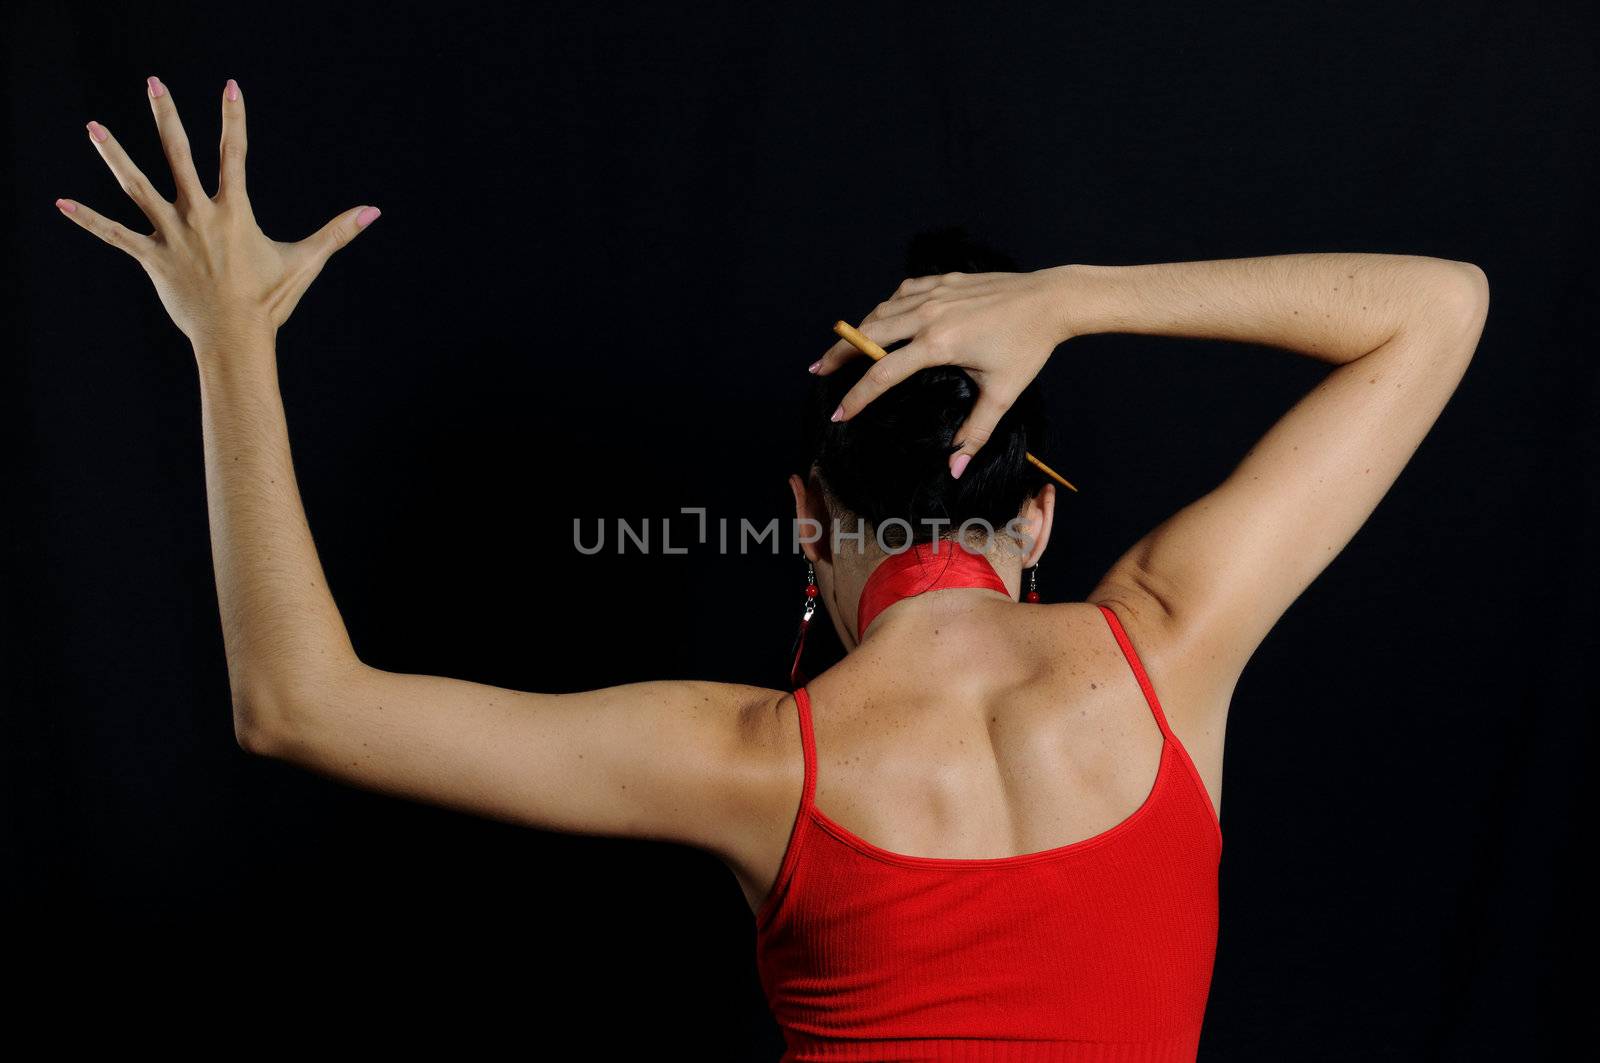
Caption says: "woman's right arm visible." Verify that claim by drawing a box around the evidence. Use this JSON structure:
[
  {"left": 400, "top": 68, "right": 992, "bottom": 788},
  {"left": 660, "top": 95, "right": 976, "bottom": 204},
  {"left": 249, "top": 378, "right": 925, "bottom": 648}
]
[
  {"left": 1064, "top": 254, "right": 1487, "bottom": 679},
  {"left": 818, "top": 254, "right": 1489, "bottom": 743}
]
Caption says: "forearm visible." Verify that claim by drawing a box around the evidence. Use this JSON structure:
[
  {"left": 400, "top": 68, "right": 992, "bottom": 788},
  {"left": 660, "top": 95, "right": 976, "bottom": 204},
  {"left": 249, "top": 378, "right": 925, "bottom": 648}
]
[
  {"left": 195, "top": 334, "right": 357, "bottom": 741},
  {"left": 1057, "top": 253, "right": 1487, "bottom": 365}
]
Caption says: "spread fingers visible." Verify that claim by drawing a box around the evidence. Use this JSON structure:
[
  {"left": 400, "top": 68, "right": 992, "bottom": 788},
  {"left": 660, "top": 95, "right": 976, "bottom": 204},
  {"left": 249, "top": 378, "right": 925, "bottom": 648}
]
[
  {"left": 84, "top": 120, "right": 174, "bottom": 230},
  {"left": 145, "top": 75, "right": 209, "bottom": 207},
  {"left": 53, "top": 197, "right": 157, "bottom": 261}
]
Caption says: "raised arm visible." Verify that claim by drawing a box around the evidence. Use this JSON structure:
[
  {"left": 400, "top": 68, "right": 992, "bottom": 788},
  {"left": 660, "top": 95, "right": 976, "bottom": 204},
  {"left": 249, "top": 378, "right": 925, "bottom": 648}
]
[
  {"left": 55, "top": 78, "right": 796, "bottom": 898},
  {"left": 198, "top": 336, "right": 785, "bottom": 860},
  {"left": 1063, "top": 255, "right": 1487, "bottom": 691},
  {"left": 815, "top": 252, "right": 1488, "bottom": 739}
]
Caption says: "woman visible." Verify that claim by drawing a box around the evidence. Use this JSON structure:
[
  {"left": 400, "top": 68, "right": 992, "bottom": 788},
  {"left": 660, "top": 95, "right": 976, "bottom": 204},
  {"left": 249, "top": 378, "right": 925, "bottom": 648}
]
[{"left": 56, "top": 79, "right": 1489, "bottom": 1061}]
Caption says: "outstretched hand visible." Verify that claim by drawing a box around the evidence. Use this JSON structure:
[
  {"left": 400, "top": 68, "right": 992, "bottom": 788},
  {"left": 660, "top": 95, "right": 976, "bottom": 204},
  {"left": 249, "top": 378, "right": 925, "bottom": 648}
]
[
  {"left": 811, "top": 266, "right": 1079, "bottom": 477},
  {"left": 56, "top": 76, "right": 378, "bottom": 356}
]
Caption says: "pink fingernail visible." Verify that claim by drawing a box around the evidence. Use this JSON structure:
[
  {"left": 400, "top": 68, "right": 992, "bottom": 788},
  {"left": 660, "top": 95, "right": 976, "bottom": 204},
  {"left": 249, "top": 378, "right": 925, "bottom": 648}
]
[
  {"left": 951, "top": 454, "right": 972, "bottom": 480},
  {"left": 830, "top": 405, "right": 843, "bottom": 422},
  {"left": 55, "top": 198, "right": 76, "bottom": 214},
  {"left": 147, "top": 76, "right": 165, "bottom": 98},
  {"left": 807, "top": 360, "right": 822, "bottom": 374},
  {"left": 356, "top": 206, "right": 382, "bottom": 228},
  {"left": 86, "top": 121, "right": 109, "bottom": 143},
  {"left": 225, "top": 79, "right": 240, "bottom": 102}
]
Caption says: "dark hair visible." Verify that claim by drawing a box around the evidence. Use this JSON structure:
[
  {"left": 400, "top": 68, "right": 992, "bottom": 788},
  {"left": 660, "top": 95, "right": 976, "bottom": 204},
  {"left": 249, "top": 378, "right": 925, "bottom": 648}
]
[{"left": 800, "top": 226, "right": 1050, "bottom": 548}]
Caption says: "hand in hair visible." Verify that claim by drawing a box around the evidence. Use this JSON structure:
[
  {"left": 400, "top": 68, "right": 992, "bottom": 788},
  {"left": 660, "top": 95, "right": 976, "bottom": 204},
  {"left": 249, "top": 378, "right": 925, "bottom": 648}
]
[{"left": 812, "top": 266, "right": 1080, "bottom": 478}]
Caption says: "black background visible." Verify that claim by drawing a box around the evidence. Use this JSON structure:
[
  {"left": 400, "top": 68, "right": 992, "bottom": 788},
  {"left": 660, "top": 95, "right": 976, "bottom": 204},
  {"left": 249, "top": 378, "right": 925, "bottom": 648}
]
[{"left": 5, "top": 2, "right": 1593, "bottom": 1058}]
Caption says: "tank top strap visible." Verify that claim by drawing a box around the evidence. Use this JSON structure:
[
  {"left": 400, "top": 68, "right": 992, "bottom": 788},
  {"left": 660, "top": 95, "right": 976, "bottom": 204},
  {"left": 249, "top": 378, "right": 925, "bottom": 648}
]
[
  {"left": 754, "top": 688, "right": 819, "bottom": 931},
  {"left": 792, "top": 686, "right": 818, "bottom": 810},
  {"left": 1096, "top": 603, "right": 1178, "bottom": 743}
]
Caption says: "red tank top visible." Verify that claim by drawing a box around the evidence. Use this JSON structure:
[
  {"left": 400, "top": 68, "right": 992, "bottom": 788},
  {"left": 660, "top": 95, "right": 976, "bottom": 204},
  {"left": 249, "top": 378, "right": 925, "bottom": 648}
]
[{"left": 755, "top": 543, "right": 1223, "bottom": 1062}]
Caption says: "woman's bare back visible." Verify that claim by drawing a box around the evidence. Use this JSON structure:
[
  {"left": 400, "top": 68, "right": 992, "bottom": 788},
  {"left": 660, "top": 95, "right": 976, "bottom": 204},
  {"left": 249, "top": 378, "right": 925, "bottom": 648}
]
[{"left": 728, "top": 595, "right": 1222, "bottom": 917}]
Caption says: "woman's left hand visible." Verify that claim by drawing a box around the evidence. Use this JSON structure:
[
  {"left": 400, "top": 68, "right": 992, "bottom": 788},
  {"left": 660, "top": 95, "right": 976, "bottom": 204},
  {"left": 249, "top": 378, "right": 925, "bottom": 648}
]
[{"left": 55, "top": 76, "right": 379, "bottom": 358}]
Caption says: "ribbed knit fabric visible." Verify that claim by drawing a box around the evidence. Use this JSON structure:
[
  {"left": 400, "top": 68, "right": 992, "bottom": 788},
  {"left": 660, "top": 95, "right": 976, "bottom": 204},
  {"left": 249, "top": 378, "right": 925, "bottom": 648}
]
[{"left": 754, "top": 602, "right": 1223, "bottom": 1062}]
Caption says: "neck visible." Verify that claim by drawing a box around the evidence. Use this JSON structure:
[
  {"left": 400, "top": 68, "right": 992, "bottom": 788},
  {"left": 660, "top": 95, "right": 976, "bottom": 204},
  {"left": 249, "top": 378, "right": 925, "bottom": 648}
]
[{"left": 850, "top": 540, "right": 1021, "bottom": 644}]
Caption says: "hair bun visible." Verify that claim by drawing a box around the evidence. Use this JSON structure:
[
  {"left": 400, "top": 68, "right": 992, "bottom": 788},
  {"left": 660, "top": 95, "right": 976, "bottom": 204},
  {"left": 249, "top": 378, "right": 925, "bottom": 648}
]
[{"left": 799, "top": 227, "right": 1048, "bottom": 547}]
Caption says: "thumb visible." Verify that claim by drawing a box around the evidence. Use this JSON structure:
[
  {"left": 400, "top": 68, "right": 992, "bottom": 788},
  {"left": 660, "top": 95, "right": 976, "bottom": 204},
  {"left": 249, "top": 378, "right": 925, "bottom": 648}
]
[
  {"left": 305, "top": 204, "right": 381, "bottom": 265},
  {"left": 947, "top": 391, "right": 1010, "bottom": 480},
  {"left": 278, "top": 206, "right": 381, "bottom": 323}
]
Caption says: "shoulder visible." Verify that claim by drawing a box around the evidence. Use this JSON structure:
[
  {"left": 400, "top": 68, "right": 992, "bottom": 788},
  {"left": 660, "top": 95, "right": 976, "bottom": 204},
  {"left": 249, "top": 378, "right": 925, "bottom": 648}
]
[
  {"left": 704, "top": 683, "right": 804, "bottom": 800},
  {"left": 616, "top": 682, "right": 802, "bottom": 872},
  {"left": 706, "top": 685, "right": 812, "bottom": 902},
  {"left": 1087, "top": 578, "right": 1240, "bottom": 733},
  {"left": 681, "top": 680, "right": 790, "bottom": 720},
  {"left": 672, "top": 681, "right": 795, "bottom": 766},
  {"left": 603, "top": 680, "right": 794, "bottom": 808},
  {"left": 717, "top": 683, "right": 798, "bottom": 742}
]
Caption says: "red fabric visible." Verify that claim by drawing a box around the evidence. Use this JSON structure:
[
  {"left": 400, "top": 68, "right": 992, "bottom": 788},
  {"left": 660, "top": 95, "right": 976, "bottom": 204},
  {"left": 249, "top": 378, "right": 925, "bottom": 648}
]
[
  {"left": 755, "top": 550, "right": 1223, "bottom": 1062},
  {"left": 856, "top": 541, "right": 1012, "bottom": 640}
]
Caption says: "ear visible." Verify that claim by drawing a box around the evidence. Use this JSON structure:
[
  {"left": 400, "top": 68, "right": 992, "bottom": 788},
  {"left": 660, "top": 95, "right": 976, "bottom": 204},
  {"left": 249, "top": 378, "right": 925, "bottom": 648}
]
[
  {"left": 789, "top": 472, "right": 830, "bottom": 564},
  {"left": 1019, "top": 483, "right": 1057, "bottom": 568}
]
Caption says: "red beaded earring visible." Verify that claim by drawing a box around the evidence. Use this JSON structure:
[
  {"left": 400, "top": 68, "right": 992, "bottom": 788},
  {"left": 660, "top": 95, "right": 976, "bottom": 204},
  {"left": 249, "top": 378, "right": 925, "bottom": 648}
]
[
  {"left": 788, "top": 561, "right": 819, "bottom": 688},
  {"left": 1025, "top": 564, "right": 1041, "bottom": 603}
]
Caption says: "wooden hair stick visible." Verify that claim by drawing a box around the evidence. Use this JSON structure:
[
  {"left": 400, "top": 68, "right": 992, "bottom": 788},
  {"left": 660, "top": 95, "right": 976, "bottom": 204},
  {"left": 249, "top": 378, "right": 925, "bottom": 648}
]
[{"left": 831, "top": 320, "right": 1079, "bottom": 492}]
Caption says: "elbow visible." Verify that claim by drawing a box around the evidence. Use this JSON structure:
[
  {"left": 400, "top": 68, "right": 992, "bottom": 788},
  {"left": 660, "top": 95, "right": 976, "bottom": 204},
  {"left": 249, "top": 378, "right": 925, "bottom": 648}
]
[
  {"left": 1397, "top": 258, "right": 1488, "bottom": 353},
  {"left": 230, "top": 658, "right": 364, "bottom": 759},
  {"left": 234, "top": 718, "right": 277, "bottom": 758},
  {"left": 232, "top": 680, "right": 291, "bottom": 758},
  {"left": 1449, "top": 259, "right": 1490, "bottom": 311},
  {"left": 1432, "top": 259, "right": 1491, "bottom": 334}
]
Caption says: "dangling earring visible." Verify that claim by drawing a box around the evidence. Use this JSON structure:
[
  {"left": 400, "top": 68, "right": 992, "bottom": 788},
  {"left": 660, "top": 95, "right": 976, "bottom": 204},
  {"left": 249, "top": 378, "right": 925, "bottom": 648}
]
[
  {"left": 789, "top": 561, "right": 819, "bottom": 688},
  {"left": 1025, "top": 563, "right": 1041, "bottom": 603}
]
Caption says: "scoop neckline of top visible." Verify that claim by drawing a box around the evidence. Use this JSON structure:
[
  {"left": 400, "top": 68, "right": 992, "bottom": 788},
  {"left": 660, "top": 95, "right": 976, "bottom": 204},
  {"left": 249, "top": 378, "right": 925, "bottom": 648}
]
[{"left": 801, "top": 737, "right": 1173, "bottom": 870}]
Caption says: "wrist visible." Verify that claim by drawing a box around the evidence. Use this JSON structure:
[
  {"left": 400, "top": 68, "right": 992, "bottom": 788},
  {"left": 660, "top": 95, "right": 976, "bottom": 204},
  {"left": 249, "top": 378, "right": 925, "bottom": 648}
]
[
  {"left": 193, "top": 328, "right": 279, "bottom": 387},
  {"left": 1038, "top": 263, "right": 1123, "bottom": 341}
]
